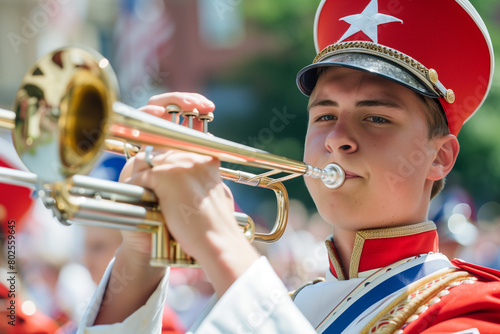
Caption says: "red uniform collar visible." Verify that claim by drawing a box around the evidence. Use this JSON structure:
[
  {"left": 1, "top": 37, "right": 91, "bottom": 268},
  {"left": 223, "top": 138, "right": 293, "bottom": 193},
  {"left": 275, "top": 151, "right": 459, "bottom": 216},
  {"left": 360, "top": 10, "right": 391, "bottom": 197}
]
[{"left": 326, "top": 221, "right": 439, "bottom": 280}]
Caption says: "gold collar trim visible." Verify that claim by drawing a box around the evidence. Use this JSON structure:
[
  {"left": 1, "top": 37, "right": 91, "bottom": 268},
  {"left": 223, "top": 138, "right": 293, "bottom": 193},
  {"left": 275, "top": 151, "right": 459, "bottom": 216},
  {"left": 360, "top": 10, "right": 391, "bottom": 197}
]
[{"left": 327, "top": 222, "right": 437, "bottom": 280}]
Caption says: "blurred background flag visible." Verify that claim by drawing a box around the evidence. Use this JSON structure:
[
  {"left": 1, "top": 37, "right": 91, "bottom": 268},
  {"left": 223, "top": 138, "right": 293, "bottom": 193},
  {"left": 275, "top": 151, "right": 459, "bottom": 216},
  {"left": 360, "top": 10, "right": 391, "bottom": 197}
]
[{"left": 114, "top": 0, "right": 175, "bottom": 106}]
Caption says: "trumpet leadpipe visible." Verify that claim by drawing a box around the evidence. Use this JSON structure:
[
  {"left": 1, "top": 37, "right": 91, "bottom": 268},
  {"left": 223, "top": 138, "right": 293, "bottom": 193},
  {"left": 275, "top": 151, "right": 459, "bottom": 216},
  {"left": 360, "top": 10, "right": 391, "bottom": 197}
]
[
  {"left": 0, "top": 102, "right": 345, "bottom": 188},
  {"left": 111, "top": 102, "right": 345, "bottom": 188}
]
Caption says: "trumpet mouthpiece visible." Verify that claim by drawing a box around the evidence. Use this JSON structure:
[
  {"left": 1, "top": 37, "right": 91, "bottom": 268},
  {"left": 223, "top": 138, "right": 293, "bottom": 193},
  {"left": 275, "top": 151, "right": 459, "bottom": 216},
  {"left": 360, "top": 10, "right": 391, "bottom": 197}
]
[{"left": 305, "top": 163, "right": 345, "bottom": 189}]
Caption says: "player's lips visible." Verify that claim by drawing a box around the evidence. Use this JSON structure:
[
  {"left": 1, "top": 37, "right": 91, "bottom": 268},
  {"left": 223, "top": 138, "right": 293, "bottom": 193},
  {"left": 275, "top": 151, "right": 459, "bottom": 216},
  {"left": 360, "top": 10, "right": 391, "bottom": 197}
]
[{"left": 344, "top": 170, "right": 360, "bottom": 179}]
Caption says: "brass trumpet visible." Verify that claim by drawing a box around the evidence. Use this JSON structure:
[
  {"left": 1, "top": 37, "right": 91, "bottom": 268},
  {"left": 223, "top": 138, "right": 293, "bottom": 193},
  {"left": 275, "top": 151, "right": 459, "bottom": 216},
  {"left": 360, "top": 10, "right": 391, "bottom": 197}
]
[{"left": 0, "top": 46, "right": 345, "bottom": 267}]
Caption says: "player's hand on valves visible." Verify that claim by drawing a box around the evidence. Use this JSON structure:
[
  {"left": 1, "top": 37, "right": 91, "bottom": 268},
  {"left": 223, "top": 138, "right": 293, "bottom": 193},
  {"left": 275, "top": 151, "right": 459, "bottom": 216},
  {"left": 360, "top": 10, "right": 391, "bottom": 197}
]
[
  {"left": 119, "top": 93, "right": 259, "bottom": 296},
  {"left": 119, "top": 93, "right": 235, "bottom": 258},
  {"left": 118, "top": 92, "right": 217, "bottom": 253}
]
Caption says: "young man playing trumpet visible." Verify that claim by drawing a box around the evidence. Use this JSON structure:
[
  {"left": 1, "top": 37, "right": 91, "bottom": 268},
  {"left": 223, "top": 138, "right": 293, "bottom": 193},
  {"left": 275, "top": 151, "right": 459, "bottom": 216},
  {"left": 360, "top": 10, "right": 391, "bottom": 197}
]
[{"left": 79, "top": 0, "right": 500, "bottom": 333}]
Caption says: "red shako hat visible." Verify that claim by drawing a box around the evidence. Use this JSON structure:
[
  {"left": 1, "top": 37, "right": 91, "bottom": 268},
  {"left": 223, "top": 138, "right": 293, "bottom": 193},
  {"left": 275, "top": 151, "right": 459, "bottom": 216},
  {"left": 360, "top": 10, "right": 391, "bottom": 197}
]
[{"left": 296, "top": 0, "right": 494, "bottom": 136}]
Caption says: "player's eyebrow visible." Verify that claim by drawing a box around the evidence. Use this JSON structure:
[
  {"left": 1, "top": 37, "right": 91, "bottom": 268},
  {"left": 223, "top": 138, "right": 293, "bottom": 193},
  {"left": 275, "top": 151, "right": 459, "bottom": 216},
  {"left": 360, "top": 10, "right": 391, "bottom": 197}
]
[
  {"left": 307, "top": 99, "right": 338, "bottom": 111},
  {"left": 307, "top": 98, "right": 403, "bottom": 112},
  {"left": 355, "top": 99, "right": 403, "bottom": 109}
]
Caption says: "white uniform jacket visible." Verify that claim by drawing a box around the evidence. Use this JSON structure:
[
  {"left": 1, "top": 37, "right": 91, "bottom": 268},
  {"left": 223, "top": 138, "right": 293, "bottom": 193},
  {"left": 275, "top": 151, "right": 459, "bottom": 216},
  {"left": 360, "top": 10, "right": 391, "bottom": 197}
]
[{"left": 78, "top": 222, "right": 455, "bottom": 334}]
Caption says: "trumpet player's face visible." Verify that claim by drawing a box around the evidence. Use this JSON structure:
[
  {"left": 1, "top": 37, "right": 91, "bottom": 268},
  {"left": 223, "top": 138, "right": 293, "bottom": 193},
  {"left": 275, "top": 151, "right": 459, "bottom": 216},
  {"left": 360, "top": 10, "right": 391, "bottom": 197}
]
[{"left": 304, "top": 67, "right": 438, "bottom": 231}]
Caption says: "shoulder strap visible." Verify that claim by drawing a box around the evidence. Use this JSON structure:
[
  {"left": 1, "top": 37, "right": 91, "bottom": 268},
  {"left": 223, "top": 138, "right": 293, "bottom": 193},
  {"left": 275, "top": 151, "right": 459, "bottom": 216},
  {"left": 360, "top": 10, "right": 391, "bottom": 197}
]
[{"left": 451, "top": 259, "right": 500, "bottom": 282}]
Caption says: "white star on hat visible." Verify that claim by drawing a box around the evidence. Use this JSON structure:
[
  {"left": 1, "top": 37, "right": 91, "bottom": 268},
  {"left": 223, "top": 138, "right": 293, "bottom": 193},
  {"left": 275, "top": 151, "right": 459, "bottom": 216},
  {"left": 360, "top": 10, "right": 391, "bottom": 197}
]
[{"left": 338, "top": 0, "right": 403, "bottom": 43}]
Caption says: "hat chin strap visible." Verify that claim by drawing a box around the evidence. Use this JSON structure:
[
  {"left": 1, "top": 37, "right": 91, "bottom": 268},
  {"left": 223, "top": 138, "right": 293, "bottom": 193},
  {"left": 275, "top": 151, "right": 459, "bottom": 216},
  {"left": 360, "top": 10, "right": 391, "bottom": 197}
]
[{"left": 314, "top": 41, "right": 455, "bottom": 104}]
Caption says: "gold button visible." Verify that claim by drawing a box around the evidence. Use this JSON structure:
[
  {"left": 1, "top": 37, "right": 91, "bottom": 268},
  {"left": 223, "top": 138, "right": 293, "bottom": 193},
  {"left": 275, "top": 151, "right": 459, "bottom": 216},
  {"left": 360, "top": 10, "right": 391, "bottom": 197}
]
[
  {"left": 446, "top": 89, "right": 455, "bottom": 103},
  {"left": 428, "top": 69, "right": 439, "bottom": 83}
]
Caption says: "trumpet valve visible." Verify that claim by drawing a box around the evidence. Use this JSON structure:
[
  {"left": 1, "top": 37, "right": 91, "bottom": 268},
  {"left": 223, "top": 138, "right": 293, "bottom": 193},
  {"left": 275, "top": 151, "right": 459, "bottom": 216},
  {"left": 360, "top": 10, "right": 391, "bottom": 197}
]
[
  {"left": 166, "top": 104, "right": 182, "bottom": 123},
  {"left": 182, "top": 108, "right": 200, "bottom": 129},
  {"left": 198, "top": 112, "right": 214, "bottom": 133}
]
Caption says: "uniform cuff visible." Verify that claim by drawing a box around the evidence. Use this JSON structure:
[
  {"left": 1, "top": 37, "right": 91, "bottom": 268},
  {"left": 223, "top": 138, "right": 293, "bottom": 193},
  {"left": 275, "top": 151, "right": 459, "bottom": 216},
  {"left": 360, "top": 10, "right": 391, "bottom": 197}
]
[{"left": 77, "top": 258, "right": 169, "bottom": 334}]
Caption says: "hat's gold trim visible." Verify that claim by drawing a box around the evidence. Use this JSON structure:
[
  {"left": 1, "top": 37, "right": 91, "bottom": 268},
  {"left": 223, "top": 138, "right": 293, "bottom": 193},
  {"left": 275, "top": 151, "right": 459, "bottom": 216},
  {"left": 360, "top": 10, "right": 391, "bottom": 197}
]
[{"left": 314, "top": 42, "right": 455, "bottom": 103}]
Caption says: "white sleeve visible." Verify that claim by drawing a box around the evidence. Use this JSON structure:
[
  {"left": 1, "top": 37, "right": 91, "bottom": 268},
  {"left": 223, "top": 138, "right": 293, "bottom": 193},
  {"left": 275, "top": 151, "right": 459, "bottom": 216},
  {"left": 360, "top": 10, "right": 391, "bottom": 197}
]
[
  {"left": 187, "top": 256, "right": 316, "bottom": 334},
  {"left": 76, "top": 258, "right": 169, "bottom": 334}
]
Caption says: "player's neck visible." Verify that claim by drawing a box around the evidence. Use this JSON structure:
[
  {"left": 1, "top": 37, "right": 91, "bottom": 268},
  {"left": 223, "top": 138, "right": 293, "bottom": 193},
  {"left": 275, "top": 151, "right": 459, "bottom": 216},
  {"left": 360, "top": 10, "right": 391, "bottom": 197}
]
[{"left": 331, "top": 228, "right": 357, "bottom": 277}]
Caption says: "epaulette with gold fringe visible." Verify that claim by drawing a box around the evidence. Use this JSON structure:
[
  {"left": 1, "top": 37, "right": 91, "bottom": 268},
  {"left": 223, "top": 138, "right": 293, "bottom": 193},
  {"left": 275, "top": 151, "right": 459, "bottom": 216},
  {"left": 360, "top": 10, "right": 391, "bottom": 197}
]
[{"left": 362, "top": 269, "right": 478, "bottom": 334}]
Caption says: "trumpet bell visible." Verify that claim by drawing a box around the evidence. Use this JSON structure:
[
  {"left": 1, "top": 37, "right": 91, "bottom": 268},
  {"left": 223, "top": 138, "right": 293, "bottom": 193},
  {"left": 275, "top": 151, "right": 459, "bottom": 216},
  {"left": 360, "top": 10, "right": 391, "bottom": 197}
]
[{"left": 12, "top": 47, "right": 118, "bottom": 183}]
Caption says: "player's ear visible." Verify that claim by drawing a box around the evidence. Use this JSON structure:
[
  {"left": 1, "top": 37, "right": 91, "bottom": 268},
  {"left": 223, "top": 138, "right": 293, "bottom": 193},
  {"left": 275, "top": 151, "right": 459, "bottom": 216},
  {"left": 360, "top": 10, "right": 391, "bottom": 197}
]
[{"left": 427, "top": 134, "right": 459, "bottom": 181}]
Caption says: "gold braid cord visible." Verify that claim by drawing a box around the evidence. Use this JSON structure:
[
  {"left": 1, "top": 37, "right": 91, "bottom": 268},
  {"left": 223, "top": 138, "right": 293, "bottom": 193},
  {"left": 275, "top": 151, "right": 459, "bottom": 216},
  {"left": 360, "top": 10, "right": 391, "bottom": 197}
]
[
  {"left": 361, "top": 269, "right": 478, "bottom": 334},
  {"left": 314, "top": 41, "right": 429, "bottom": 78},
  {"left": 314, "top": 41, "right": 455, "bottom": 104}
]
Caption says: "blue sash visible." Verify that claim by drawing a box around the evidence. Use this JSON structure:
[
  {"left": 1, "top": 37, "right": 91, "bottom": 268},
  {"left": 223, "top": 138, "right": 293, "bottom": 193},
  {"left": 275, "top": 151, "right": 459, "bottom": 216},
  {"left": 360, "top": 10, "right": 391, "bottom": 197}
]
[{"left": 318, "top": 255, "right": 453, "bottom": 333}]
